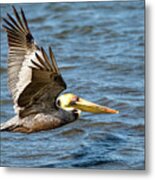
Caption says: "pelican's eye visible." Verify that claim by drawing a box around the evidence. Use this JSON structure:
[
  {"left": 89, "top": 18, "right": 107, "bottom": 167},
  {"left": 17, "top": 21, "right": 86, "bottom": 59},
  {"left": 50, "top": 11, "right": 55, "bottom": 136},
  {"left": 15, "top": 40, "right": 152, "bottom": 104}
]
[
  {"left": 72, "top": 96, "right": 79, "bottom": 102},
  {"left": 70, "top": 96, "right": 79, "bottom": 106}
]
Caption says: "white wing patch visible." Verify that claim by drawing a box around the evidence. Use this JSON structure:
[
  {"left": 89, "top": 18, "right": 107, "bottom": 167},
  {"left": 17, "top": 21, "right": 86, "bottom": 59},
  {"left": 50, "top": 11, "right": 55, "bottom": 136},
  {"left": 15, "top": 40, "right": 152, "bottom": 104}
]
[{"left": 14, "top": 50, "right": 43, "bottom": 113}]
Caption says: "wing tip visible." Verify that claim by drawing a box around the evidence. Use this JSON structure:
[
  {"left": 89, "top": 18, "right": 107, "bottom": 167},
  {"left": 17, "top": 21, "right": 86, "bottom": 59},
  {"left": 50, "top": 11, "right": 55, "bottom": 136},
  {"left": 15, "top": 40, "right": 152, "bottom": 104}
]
[{"left": 49, "top": 46, "right": 59, "bottom": 73}]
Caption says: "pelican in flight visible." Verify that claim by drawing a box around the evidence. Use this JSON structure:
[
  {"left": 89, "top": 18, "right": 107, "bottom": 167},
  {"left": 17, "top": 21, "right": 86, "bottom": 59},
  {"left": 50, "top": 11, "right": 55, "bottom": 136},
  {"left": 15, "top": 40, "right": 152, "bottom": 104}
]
[{"left": 0, "top": 7, "right": 119, "bottom": 133}]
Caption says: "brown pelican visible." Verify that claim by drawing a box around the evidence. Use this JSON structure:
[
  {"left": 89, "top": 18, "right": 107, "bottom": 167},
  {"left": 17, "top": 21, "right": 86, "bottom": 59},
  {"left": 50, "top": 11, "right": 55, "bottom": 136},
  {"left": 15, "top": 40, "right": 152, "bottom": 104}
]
[{"left": 0, "top": 7, "right": 119, "bottom": 133}]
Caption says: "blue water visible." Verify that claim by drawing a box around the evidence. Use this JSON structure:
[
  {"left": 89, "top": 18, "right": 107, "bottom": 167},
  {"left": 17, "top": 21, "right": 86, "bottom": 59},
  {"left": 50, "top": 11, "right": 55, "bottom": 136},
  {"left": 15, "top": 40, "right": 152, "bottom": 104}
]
[{"left": 0, "top": 1, "right": 144, "bottom": 169}]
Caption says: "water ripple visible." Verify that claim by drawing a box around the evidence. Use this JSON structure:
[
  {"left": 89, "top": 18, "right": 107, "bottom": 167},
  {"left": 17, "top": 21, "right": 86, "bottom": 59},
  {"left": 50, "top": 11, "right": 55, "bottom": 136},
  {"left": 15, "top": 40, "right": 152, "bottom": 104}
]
[{"left": 1, "top": 1, "right": 144, "bottom": 169}]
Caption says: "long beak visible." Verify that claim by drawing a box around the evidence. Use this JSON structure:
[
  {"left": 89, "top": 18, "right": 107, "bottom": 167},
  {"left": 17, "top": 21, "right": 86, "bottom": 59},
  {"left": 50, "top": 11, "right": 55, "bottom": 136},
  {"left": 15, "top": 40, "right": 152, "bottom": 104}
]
[{"left": 72, "top": 98, "right": 119, "bottom": 114}]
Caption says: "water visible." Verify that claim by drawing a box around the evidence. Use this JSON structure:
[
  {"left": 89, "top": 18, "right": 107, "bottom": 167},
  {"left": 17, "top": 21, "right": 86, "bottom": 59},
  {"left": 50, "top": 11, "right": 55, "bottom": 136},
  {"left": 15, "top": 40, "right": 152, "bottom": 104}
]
[{"left": 0, "top": 1, "right": 144, "bottom": 169}]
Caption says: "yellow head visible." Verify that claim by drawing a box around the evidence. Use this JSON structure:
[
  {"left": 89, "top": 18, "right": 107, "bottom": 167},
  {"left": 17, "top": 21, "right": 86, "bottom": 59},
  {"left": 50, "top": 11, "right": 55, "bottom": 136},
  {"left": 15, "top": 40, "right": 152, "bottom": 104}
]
[{"left": 56, "top": 93, "right": 119, "bottom": 115}]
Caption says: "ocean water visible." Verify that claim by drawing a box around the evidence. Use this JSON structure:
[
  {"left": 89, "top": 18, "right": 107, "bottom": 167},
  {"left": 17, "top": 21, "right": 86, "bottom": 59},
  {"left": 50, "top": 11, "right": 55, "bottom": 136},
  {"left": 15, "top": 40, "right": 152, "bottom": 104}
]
[{"left": 0, "top": 1, "right": 144, "bottom": 169}]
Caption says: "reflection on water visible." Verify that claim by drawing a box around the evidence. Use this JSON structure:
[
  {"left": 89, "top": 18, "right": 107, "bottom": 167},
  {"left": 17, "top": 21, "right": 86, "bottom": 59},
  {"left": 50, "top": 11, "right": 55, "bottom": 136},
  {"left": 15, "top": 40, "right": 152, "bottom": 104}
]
[{"left": 0, "top": 1, "right": 144, "bottom": 169}]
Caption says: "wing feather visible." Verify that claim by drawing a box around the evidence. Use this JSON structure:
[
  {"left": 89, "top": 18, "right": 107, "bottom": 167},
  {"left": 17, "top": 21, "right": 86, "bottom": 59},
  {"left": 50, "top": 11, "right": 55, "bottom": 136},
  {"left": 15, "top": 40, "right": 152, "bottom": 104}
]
[
  {"left": 49, "top": 47, "right": 59, "bottom": 73},
  {"left": 3, "top": 6, "right": 38, "bottom": 102},
  {"left": 3, "top": 7, "right": 66, "bottom": 117},
  {"left": 35, "top": 52, "right": 50, "bottom": 71},
  {"left": 41, "top": 47, "right": 53, "bottom": 71}
]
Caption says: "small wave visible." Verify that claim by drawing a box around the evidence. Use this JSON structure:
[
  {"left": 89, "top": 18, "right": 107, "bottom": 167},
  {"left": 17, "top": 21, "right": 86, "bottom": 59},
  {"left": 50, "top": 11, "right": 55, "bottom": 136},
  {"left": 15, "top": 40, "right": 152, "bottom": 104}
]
[
  {"left": 88, "top": 131, "right": 124, "bottom": 144},
  {"left": 29, "top": 16, "right": 46, "bottom": 23},
  {"left": 71, "top": 159, "right": 127, "bottom": 169},
  {"left": 61, "top": 128, "right": 85, "bottom": 137},
  {"left": 129, "top": 124, "right": 144, "bottom": 132}
]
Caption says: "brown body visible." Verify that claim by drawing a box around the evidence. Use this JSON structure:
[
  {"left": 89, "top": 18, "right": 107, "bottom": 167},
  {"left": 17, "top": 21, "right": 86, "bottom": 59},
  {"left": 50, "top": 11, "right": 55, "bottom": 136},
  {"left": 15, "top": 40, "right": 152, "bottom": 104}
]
[{"left": 1, "top": 109, "right": 78, "bottom": 133}]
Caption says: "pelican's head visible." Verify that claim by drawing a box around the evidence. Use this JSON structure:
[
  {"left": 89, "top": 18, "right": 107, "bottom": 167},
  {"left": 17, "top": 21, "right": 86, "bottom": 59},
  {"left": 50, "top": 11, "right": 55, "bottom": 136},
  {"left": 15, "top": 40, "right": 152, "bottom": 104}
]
[{"left": 56, "top": 93, "right": 119, "bottom": 116}]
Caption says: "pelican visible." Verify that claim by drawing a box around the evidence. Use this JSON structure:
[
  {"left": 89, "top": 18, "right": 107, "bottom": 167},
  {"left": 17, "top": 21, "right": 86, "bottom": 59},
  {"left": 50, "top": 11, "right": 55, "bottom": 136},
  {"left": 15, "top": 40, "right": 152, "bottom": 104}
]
[{"left": 0, "top": 7, "right": 119, "bottom": 133}]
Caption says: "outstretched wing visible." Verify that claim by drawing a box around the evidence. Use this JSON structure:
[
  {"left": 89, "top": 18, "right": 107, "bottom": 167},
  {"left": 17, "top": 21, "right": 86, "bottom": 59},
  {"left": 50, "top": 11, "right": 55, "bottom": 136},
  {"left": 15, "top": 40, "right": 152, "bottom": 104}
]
[
  {"left": 18, "top": 47, "right": 67, "bottom": 117},
  {"left": 3, "top": 6, "right": 39, "bottom": 103},
  {"left": 3, "top": 7, "right": 66, "bottom": 116}
]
